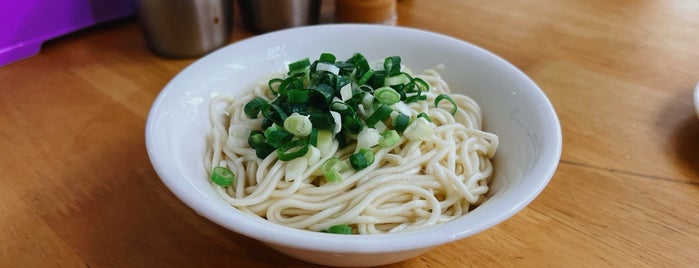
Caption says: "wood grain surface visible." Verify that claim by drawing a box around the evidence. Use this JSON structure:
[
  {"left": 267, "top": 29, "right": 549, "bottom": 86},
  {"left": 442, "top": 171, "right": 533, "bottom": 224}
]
[{"left": 1, "top": 0, "right": 698, "bottom": 267}]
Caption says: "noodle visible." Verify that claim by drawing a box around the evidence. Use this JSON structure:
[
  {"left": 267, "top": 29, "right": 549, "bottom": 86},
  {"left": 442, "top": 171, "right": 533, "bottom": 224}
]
[{"left": 206, "top": 65, "right": 498, "bottom": 234}]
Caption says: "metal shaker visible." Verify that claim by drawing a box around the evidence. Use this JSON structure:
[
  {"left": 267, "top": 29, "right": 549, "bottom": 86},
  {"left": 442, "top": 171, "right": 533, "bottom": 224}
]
[
  {"left": 238, "top": 0, "right": 321, "bottom": 33},
  {"left": 135, "top": 0, "right": 233, "bottom": 57}
]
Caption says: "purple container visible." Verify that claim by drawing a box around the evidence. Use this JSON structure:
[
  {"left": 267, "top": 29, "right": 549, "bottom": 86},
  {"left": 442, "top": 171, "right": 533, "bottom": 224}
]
[{"left": 0, "top": 0, "right": 134, "bottom": 67}]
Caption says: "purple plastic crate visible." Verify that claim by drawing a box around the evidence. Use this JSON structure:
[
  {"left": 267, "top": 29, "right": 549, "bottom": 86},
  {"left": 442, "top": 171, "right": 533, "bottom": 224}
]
[{"left": 0, "top": 0, "right": 134, "bottom": 67}]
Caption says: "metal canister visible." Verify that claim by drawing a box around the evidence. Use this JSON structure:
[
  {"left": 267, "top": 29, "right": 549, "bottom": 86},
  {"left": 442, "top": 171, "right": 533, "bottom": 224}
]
[
  {"left": 238, "top": 0, "right": 321, "bottom": 33},
  {"left": 135, "top": 0, "right": 233, "bottom": 57}
]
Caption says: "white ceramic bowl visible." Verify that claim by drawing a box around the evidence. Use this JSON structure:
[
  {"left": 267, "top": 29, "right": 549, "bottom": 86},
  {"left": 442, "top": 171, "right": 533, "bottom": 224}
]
[{"left": 146, "top": 24, "right": 562, "bottom": 267}]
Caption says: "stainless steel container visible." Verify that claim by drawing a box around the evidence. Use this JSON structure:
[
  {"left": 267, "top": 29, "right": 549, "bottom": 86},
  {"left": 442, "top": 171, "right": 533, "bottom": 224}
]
[
  {"left": 135, "top": 0, "right": 233, "bottom": 58},
  {"left": 238, "top": 0, "right": 321, "bottom": 33}
]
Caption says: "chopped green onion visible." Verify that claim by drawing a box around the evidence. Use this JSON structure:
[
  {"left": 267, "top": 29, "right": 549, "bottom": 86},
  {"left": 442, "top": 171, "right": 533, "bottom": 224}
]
[
  {"left": 277, "top": 139, "right": 309, "bottom": 161},
  {"left": 357, "top": 69, "right": 374, "bottom": 85},
  {"left": 308, "top": 128, "right": 319, "bottom": 146},
  {"left": 330, "top": 101, "right": 354, "bottom": 115},
  {"left": 379, "top": 130, "right": 400, "bottom": 147},
  {"left": 246, "top": 53, "right": 443, "bottom": 168},
  {"left": 373, "top": 120, "right": 388, "bottom": 133},
  {"left": 349, "top": 148, "right": 374, "bottom": 170},
  {"left": 268, "top": 78, "right": 284, "bottom": 95},
  {"left": 336, "top": 75, "right": 352, "bottom": 91},
  {"left": 340, "top": 84, "right": 353, "bottom": 101},
  {"left": 384, "top": 72, "right": 411, "bottom": 87},
  {"left": 316, "top": 129, "right": 335, "bottom": 157},
  {"left": 404, "top": 87, "right": 425, "bottom": 103},
  {"left": 342, "top": 114, "right": 363, "bottom": 134},
  {"left": 309, "top": 84, "right": 335, "bottom": 108},
  {"left": 327, "top": 224, "right": 353, "bottom": 234},
  {"left": 288, "top": 58, "right": 310, "bottom": 75},
  {"left": 261, "top": 103, "right": 288, "bottom": 125},
  {"left": 277, "top": 76, "right": 303, "bottom": 96},
  {"left": 368, "top": 70, "right": 386, "bottom": 89},
  {"left": 261, "top": 117, "right": 273, "bottom": 129},
  {"left": 374, "top": 86, "right": 401, "bottom": 105},
  {"left": 316, "top": 62, "right": 341, "bottom": 74},
  {"left": 319, "top": 53, "right": 336, "bottom": 63},
  {"left": 412, "top": 77, "right": 430, "bottom": 92},
  {"left": 248, "top": 130, "right": 266, "bottom": 148},
  {"left": 435, "top": 93, "right": 458, "bottom": 115},
  {"left": 365, "top": 104, "right": 393, "bottom": 128},
  {"left": 284, "top": 113, "right": 313, "bottom": 137},
  {"left": 330, "top": 111, "right": 342, "bottom": 135},
  {"left": 348, "top": 53, "right": 370, "bottom": 74},
  {"left": 335, "top": 61, "right": 355, "bottom": 75},
  {"left": 211, "top": 166, "right": 235, "bottom": 187},
  {"left": 304, "top": 112, "right": 334, "bottom": 129},
  {"left": 287, "top": 89, "right": 309, "bottom": 104},
  {"left": 335, "top": 131, "right": 348, "bottom": 149},
  {"left": 321, "top": 157, "right": 347, "bottom": 182},
  {"left": 383, "top": 56, "right": 401, "bottom": 76},
  {"left": 417, "top": 112, "right": 432, "bottom": 122},
  {"left": 393, "top": 113, "right": 410, "bottom": 132},
  {"left": 264, "top": 128, "right": 292, "bottom": 147},
  {"left": 284, "top": 102, "right": 307, "bottom": 114},
  {"left": 243, "top": 97, "right": 268, "bottom": 119},
  {"left": 361, "top": 92, "right": 374, "bottom": 111},
  {"left": 255, "top": 143, "right": 276, "bottom": 159},
  {"left": 357, "top": 127, "right": 381, "bottom": 149},
  {"left": 404, "top": 117, "right": 434, "bottom": 141},
  {"left": 305, "top": 146, "right": 321, "bottom": 165}
]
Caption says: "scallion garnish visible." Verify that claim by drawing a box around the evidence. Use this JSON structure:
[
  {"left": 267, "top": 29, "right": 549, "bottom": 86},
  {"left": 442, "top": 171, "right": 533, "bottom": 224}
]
[
  {"left": 412, "top": 77, "right": 429, "bottom": 92},
  {"left": 265, "top": 128, "right": 292, "bottom": 147},
  {"left": 261, "top": 103, "right": 288, "bottom": 125},
  {"left": 357, "top": 69, "right": 374, "bottom": 85},
  {"left": 417, "top": 112, "right": 432, "bottom": 122},
  {"left": 393, "top": 113, "right": 410, "bottom": 132},
  {"left": 379, "top": 130, "right": 400, "bottom": 147},
  {"left": 435, "top": 93, "right": 458, "bottom": 115},
  {"left": 288, "top": 58, "right": 311, "bottom": 75},
  {"left": 287, "top": 89, "right": 309, "bottom": 104},
  {"left": 321, "top": 157, "right": 347, "bottom": 182},
  {"left": 284, "top": 113, "right": 313, "bottom": 137},
  {"left": 240, "top": 53, "right": 453, "bottom": 172},
  {"left": 383, "top": 56, "right": 401, "bottom": 76},
  {"left": 365, "top": 104, "right": 393, "bottom": 128},
  {"left": 211, "top": 166, "right": 235, "bottom": 187},
  {"left": 327, "top": 224, "right": 353, "bottom": 234},
  {"left": 268, "top": 78, "right": 283, "bottom": 94},
  {"left": 255, "top": 143, "right": 276, "bottom": 159},
  {"left": 277, "top": 139, "right": 309, "bottom": 161},
  {"left": 308, "top": 128, "right": 319, "bottom": 146},
  {"left": 319, "top": 53, "right": 336, "bottom": 63},
  {"left": 309, "top": 84, "right": 335, "bottom": 108},
  {"left": 374, "top": 86, "right": 401, "bottom": 105},
  {"left": 349, "top": 148, "right": 374, "bottom": 170},
  {"left": 248, "top": 130, "right": 266, "bottom": 148},
  {"left": 244, "top": 97, "right": 268, "bottom": 119}
]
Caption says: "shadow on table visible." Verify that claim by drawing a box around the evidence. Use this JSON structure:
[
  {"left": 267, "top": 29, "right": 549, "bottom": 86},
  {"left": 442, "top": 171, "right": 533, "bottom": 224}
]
[{"left": 663, "top": 88, "right": 699, "bottom": 184}]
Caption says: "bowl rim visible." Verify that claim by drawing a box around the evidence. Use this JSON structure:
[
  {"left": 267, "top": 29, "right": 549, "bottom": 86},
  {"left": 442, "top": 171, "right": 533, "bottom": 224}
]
[{"left": 146, "top": 24, "right": 562, "bottom": 253}]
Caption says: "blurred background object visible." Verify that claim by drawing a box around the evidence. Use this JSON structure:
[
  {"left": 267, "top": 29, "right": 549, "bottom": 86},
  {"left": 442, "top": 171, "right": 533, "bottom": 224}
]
[
  {"left": 134, "top": 0, "right": 233, "bottom": 58},
  {"left": 238, "top": 0, "right": 321, "bottom": 33},
  {"left": 335, "top": 0, "right": 397, "bottom": 25},
  {"left": 0, "top": 0, "right": 399, "bottom": 66},
  {"left": 0, "top": 0, "right": 134, "bottom": 67}
]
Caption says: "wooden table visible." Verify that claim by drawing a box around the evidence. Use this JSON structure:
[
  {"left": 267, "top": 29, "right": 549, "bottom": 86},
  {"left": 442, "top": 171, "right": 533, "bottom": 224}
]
[{"left": 2, "top": 0, "right": 698, "bottom": 267}]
